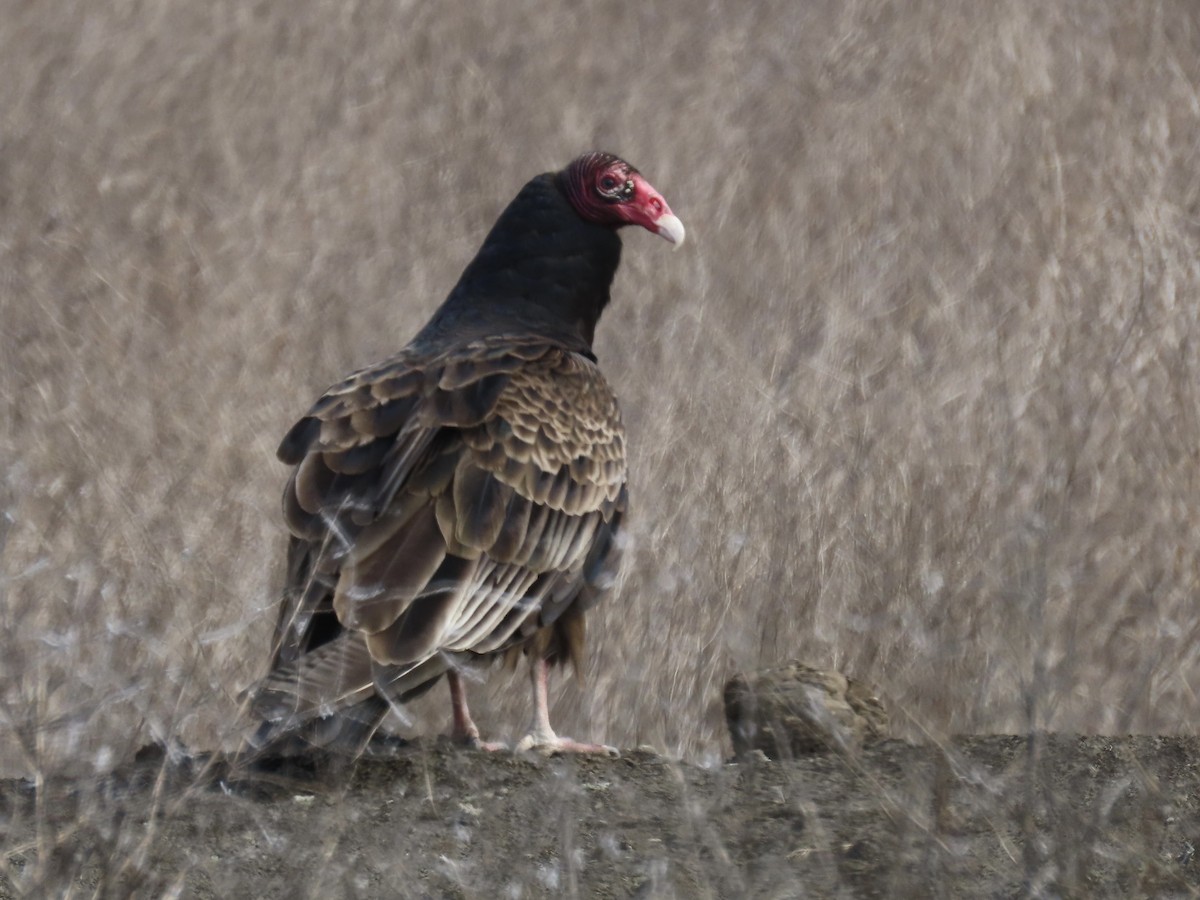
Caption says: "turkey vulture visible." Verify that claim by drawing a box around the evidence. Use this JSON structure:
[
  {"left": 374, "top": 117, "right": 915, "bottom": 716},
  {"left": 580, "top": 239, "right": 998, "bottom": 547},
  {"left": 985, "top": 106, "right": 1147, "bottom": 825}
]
[{"left": 246, "top": 151, "right": 684, "bottom": 755}]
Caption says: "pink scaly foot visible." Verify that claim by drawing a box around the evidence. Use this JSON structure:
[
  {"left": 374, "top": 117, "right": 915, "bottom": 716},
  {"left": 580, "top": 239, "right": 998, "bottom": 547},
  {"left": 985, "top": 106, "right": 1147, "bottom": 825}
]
[
  {"left": 514, "top": 658, "right": 618, "bottom": 757},
  {"left": 448, "top": 670, "right": 508, "bottom": 751}
]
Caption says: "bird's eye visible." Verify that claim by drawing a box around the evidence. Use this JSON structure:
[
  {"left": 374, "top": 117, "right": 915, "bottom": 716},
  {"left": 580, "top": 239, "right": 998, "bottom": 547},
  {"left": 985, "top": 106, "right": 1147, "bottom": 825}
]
[{"left": 600, "top": 176, "right": 619, "bottom": 191}]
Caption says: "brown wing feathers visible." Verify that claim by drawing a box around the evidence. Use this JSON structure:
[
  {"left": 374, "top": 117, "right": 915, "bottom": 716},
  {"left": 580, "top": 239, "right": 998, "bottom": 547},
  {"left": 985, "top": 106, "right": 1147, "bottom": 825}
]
[{"left": 254, "top": 342, "right": 627, "bottom": 732}]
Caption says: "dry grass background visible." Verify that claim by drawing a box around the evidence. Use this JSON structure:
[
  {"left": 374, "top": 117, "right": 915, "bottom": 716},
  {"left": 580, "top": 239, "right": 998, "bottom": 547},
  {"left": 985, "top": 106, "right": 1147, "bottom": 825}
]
[{"left": 2, "top": 0, "right": 1200, "bottom": 775}]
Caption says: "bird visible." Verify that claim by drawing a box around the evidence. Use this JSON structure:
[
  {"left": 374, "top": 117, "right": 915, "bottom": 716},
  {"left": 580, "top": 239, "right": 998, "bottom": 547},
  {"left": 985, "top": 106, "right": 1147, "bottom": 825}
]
[{"left": 244, "top": 151, "right": 684, "bottom": 756}]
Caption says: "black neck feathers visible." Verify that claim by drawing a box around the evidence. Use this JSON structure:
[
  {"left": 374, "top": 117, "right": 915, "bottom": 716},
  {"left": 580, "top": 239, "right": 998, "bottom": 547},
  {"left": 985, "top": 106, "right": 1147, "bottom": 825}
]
[{"left": 417, "top": 173, "right": 623, "bottom": 353}]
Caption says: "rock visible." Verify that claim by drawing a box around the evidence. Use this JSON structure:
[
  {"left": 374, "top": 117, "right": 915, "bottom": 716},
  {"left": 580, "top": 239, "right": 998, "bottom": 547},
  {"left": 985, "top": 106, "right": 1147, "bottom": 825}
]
[{"left": 724, "top": 662, "right": 889, "bottom": 759}]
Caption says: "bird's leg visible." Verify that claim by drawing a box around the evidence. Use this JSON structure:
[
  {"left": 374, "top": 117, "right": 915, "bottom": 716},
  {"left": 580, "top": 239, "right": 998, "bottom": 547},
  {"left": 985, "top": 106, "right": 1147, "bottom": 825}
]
[
  {"left": 514, "top": 658, "right": 618, "bottom": 756},
  {"left": 447, "top": 670, "right": 507, "bottom": 751}
]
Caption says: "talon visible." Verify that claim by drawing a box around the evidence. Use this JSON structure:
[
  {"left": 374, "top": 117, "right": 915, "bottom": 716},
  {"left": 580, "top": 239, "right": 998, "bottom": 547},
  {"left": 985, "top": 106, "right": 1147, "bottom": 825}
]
[
  {"left": 515, "top": 734, "right": 619, "bottom": 757},
  {"left": 464, "top": 736, "right": 509, "bottom": 753}
]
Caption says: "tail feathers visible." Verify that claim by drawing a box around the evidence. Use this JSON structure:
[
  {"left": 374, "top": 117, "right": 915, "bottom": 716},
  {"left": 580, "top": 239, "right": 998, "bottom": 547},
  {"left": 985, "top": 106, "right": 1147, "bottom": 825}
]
[
  {"left": 241, "top": 637, "right": 456, "bottom": 757},
  {"left": 246, "top": 695, "right": 393, "bottom": 758},
  {"left": 251, "top": 636, "right": 376, "bottom": 724}
]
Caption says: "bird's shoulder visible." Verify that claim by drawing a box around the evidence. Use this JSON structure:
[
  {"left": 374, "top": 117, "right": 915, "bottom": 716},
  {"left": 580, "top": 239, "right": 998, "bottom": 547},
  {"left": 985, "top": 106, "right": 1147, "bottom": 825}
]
[
  {"left": 277, "top": 337, "right": 624, "bottom": 482},
  {"left": 463, "top": 349, "right": 625, "bottom": 500}
]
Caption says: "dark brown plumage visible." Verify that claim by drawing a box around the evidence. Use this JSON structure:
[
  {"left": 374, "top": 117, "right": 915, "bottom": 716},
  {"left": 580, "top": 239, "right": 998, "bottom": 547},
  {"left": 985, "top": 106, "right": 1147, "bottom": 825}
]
[{"left": 246, "top": 152, "right": 683, "bottom": 754}]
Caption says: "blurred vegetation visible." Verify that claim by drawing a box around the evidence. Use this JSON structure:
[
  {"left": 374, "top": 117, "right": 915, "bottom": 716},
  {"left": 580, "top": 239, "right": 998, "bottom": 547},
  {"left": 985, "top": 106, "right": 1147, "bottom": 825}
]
[{"left": 2, "top": 0, "right": 1200, "bottom": 775}]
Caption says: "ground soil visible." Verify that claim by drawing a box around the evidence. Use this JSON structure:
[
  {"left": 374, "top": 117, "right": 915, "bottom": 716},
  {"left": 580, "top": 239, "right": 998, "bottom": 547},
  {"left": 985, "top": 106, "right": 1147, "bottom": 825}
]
[{"left": 3, "top": 735, "right": 1199, "bottom": 898}]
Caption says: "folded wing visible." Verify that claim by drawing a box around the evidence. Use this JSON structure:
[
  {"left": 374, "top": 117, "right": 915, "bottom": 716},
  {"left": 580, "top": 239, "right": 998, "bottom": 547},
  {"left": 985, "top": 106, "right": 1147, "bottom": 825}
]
[{"left": 252, "top": 337, "right": 627, "bottom": 735}]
